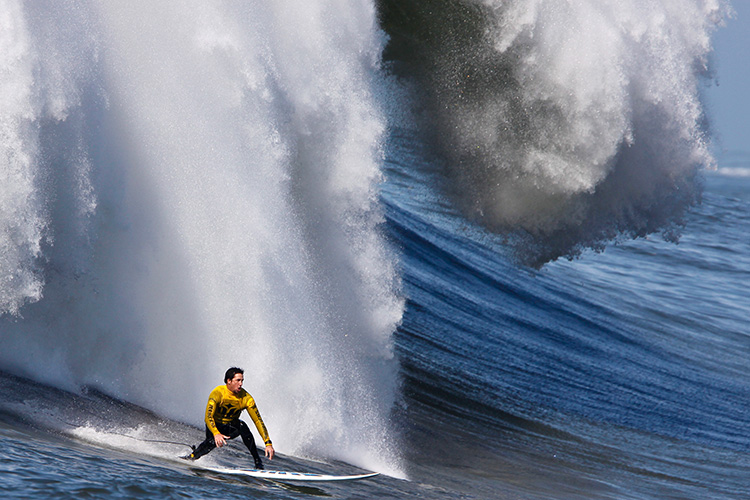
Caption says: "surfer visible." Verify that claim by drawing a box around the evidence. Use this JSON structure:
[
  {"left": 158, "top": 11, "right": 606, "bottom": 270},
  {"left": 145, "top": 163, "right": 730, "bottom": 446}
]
[{"left": 184, "top": 367, "right": 275, "bottom": 469}]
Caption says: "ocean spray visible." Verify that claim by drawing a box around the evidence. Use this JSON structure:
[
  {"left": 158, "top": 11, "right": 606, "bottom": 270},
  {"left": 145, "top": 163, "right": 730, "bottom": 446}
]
[
  {"left": 0, "top": 0, "right": 403, "bottom": 474},
  {"left": 378, "top": 0, "right": 728, "bottom": 265}
]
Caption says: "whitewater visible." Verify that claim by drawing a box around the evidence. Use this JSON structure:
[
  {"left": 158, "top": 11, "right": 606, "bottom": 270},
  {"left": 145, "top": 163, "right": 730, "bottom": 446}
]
[
  {"left": 2, "top": 1, "right": 748, "bottom": 499},
  {"left": 1, "top": 0, "right": 403, "bottom": 474}
]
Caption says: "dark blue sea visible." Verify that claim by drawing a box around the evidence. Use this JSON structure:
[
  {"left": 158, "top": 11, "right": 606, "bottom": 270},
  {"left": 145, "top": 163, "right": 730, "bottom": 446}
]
[{"left": 1, "top": 1, "right": 748, "bottom": 499}]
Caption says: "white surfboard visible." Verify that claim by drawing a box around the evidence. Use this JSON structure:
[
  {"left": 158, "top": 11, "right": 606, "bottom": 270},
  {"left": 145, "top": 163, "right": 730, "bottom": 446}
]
[{"left": 200, "top": 465, "right": 379, "bottom": 482}]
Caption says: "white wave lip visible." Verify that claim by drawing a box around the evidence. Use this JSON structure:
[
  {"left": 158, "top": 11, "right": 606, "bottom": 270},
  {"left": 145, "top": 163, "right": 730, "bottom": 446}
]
[
  {"left": 450, "top": 0, "right": 728, "bottom": 248},
  {"left": 0, "top": 1, "right": 403, "bottom": 476}
]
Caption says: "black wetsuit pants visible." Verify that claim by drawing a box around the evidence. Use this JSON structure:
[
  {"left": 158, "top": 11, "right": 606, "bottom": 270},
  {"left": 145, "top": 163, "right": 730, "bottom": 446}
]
[{"left": 191, "top": 420, "right": 263, "bottom": 467}]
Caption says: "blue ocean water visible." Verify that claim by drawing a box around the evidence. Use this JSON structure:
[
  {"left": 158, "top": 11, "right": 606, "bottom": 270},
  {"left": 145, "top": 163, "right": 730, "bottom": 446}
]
[
  {"left": 2, "top": 1, "right": 749, "bottom": 499},
  {"left": 383, "top": 128, "right": 750, "bottom": 498}
]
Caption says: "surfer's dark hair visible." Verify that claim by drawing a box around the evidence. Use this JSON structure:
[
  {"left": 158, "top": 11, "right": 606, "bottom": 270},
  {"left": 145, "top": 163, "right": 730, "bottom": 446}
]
[{"left": 225, "top": 367, "right": 244, "bottom": 383}]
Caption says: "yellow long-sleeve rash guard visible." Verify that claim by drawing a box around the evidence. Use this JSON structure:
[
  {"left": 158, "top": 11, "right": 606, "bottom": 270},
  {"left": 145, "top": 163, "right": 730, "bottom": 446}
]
[{"left": 204, "top": 385, "right": 273, "bottom": 447}]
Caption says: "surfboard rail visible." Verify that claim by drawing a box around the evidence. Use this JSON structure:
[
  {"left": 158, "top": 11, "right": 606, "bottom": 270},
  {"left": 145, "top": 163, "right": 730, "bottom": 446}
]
[{"left": 198, "top": 465, "right": 379, "bottom": 482}]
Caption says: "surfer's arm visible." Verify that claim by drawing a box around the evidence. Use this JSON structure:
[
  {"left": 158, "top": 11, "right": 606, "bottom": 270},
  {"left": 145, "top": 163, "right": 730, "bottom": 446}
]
[
  {"left": 246, "top": 401, "right": 274, "bottom": 458},
  {"left": 204, "top": 394, "right": 232, "bottom": 447},
  {"left": 204, "top": 397, "right": 220, "bottom": 434},
  {"left": 205, "top": 397, "right": 232, "bottom": 447}
]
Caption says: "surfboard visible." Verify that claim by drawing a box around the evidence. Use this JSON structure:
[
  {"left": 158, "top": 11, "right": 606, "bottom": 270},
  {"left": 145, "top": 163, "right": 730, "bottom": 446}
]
[{"left": 199, "top": 465, "right": 379, "bottom": 482}]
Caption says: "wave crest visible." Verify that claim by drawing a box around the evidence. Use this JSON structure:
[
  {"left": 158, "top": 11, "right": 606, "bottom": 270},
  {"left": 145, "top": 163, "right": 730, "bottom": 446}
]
[{"left": 379, "top": 0, "right": 727, "bottom": 265}]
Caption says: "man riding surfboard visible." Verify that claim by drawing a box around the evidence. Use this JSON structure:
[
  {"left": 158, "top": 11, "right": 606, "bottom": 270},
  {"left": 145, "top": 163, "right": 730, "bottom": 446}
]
[{"left": 184, "top": 367, "right": 274, "bottom": 469}]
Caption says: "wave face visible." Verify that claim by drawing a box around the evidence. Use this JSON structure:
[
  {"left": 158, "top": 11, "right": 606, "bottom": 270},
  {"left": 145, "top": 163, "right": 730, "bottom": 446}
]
[
  {"left": 379, "top": 0, "right": 727, "bottom": 265},
  {"left": 0, "top": 0, "right": 403, "bottom": 474},
  {"left": 383, "top": 147, "right": 750, "bottom": 498}
]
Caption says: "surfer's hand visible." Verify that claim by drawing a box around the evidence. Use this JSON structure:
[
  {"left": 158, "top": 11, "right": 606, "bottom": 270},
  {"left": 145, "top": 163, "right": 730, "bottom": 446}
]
[
  {"left": 265, "top": 445, "right": 275, "bottom": 460},
  {"left": 214, "top": 434, "right": 229, "bottom": 447}
]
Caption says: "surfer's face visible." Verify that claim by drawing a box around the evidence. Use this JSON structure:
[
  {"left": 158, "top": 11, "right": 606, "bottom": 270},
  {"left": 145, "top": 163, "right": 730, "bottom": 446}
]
[{"left": 227, "top": 373, "right": 244, "bottom": 394}]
